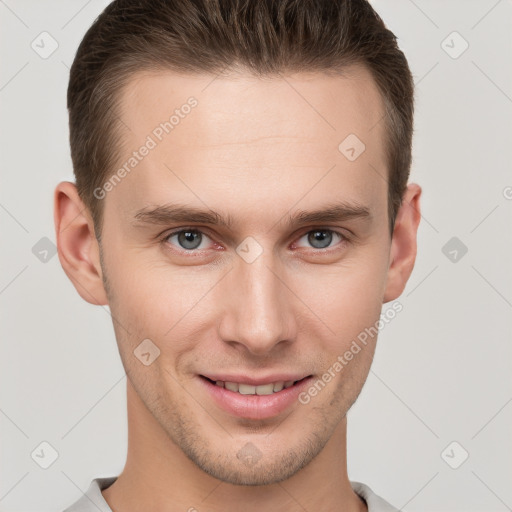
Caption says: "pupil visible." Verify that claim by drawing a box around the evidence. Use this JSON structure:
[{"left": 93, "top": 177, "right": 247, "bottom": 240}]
[
  {"left": 179, "top": 230, "right": 201, "bottom": 249},
  {"left": 308, "top": 230, "right": 332, "bottom": 249}
]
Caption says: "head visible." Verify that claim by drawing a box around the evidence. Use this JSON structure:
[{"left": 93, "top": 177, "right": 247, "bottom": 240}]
[{"left": 55, "top": 0, "right": 421, "bottom": 486}]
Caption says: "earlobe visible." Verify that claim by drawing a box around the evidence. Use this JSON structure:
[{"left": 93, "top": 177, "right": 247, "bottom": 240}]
[
  {"left": 383, "top": 183, "right": 422, "bottom": 304},
  {"left": 53, "top": 181, "right": 108, "bottom": 306}
]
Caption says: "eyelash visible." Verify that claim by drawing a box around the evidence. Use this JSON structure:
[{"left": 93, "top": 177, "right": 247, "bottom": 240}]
[{"left": 158, "top": 227, "right": 351, "bottom": 255}]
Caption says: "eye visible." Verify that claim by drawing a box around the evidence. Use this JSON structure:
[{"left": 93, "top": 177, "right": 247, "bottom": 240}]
[
  {"left": 160, "top": 227, "right": 349, "bottom": 255},
  {"left": 295, "top": 229, "right": 347, "bottom": 250},
  {"left": 163, "top": 229, "right": 214, "bottom": 251}
]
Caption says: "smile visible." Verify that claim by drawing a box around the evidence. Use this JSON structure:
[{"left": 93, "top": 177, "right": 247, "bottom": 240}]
[{"left": 198, "top": 375, "right": 313, "bottom": 420}]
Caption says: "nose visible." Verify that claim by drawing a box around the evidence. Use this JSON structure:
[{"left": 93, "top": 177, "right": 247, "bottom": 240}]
[{"left": 218, "top": 249, "right": 296, "bottom": 355}]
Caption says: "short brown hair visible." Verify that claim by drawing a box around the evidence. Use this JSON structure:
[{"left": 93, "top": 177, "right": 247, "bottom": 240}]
[{"left": 67, "top": 0, "right": 414, "bottom": 240}]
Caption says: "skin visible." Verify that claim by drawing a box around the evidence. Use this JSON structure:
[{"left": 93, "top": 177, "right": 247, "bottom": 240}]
[{"left": 54, "top": 64, "right": 421, "bottom": 512}]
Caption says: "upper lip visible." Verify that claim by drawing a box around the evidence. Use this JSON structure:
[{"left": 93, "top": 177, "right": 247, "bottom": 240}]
[{"left": 200, "top": 373, "right": 311, "bottom": 386}]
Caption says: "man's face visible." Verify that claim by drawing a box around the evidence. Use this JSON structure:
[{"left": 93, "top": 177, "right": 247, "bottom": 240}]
[{"left": 98, "top": 66, "right": 393, "bottom": 485}]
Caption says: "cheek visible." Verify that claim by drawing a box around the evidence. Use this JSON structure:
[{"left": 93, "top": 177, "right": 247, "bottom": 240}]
[
  {"left": 105, "top": 254, "right": 223, "bottom": 347},
  {"left": 301, "top": 263, "right": 387, "bottom": 402},
  {"left": 296, "top": 251, "right": 388, "bottom": 346}
]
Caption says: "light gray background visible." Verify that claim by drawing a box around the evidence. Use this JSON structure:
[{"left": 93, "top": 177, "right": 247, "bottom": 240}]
[{"left": 1, "top": 1, "right": 511, "bottom": 510}]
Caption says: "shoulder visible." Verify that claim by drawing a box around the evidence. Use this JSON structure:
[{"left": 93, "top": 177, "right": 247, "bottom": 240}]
[
  {"left": 350, "top": 480, "right": 401, "bottom": 512},
  {"left": 62, "top": 476, "right": 117, "bottom": 512}
]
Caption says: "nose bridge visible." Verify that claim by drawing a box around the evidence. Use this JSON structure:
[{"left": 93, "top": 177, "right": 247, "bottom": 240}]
[{"left": 222, "top": 246, "right": 293, "bottom": 354}]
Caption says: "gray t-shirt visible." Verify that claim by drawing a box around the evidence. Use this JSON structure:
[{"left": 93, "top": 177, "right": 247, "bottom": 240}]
[{"left": 62, "top": 476, "right": 400, "bottom": 511}]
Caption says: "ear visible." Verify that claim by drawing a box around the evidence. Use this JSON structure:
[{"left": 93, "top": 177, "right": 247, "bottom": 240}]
[
  {"left": 383, "top": 182, "right": 422, "bottom": 303},
  {"left": 53, "top": 181, "right": 108, "bottom": 305}
]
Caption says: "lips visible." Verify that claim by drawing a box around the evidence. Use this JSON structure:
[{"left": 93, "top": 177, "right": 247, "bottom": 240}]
[{"left": 198, "top": 374, "right": 314, "bottom": 420}]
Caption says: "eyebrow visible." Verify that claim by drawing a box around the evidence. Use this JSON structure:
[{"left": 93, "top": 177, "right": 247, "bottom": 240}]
[{"left": 132, "top": 200, "right": 372, "bottom": 230}]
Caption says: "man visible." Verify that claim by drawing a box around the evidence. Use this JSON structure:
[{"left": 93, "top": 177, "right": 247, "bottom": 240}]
[{"left": 55, "top": 0, "right": 421, "bottom": 510}]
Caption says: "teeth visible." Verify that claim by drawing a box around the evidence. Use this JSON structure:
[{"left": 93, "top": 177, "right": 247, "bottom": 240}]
[
  {"left": 216, "top": 380, "right": 295, "bottom": 395},
  {"left": 225, "top": 381, "right": 239, "bottom": 392},
  {"left": 273, "top": 381, "right": 284, "bottom": 392}
]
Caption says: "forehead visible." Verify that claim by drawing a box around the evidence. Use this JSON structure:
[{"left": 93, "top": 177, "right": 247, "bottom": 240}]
[
  {"left": 108, "top": 66, "right": 388, "bottom": 226},
  {"left": 118, "top": 65, "right": 385, "bottom": 148}
]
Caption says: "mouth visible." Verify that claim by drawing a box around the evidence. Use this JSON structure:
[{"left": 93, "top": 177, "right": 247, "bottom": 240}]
[{"left": 197, "top": 374, "right": 314, "bottom": 420}]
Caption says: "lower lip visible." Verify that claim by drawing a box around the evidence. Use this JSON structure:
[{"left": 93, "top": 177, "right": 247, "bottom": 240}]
[{"left": 198, "top": 375, "right": 313, "bottom": 420}]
